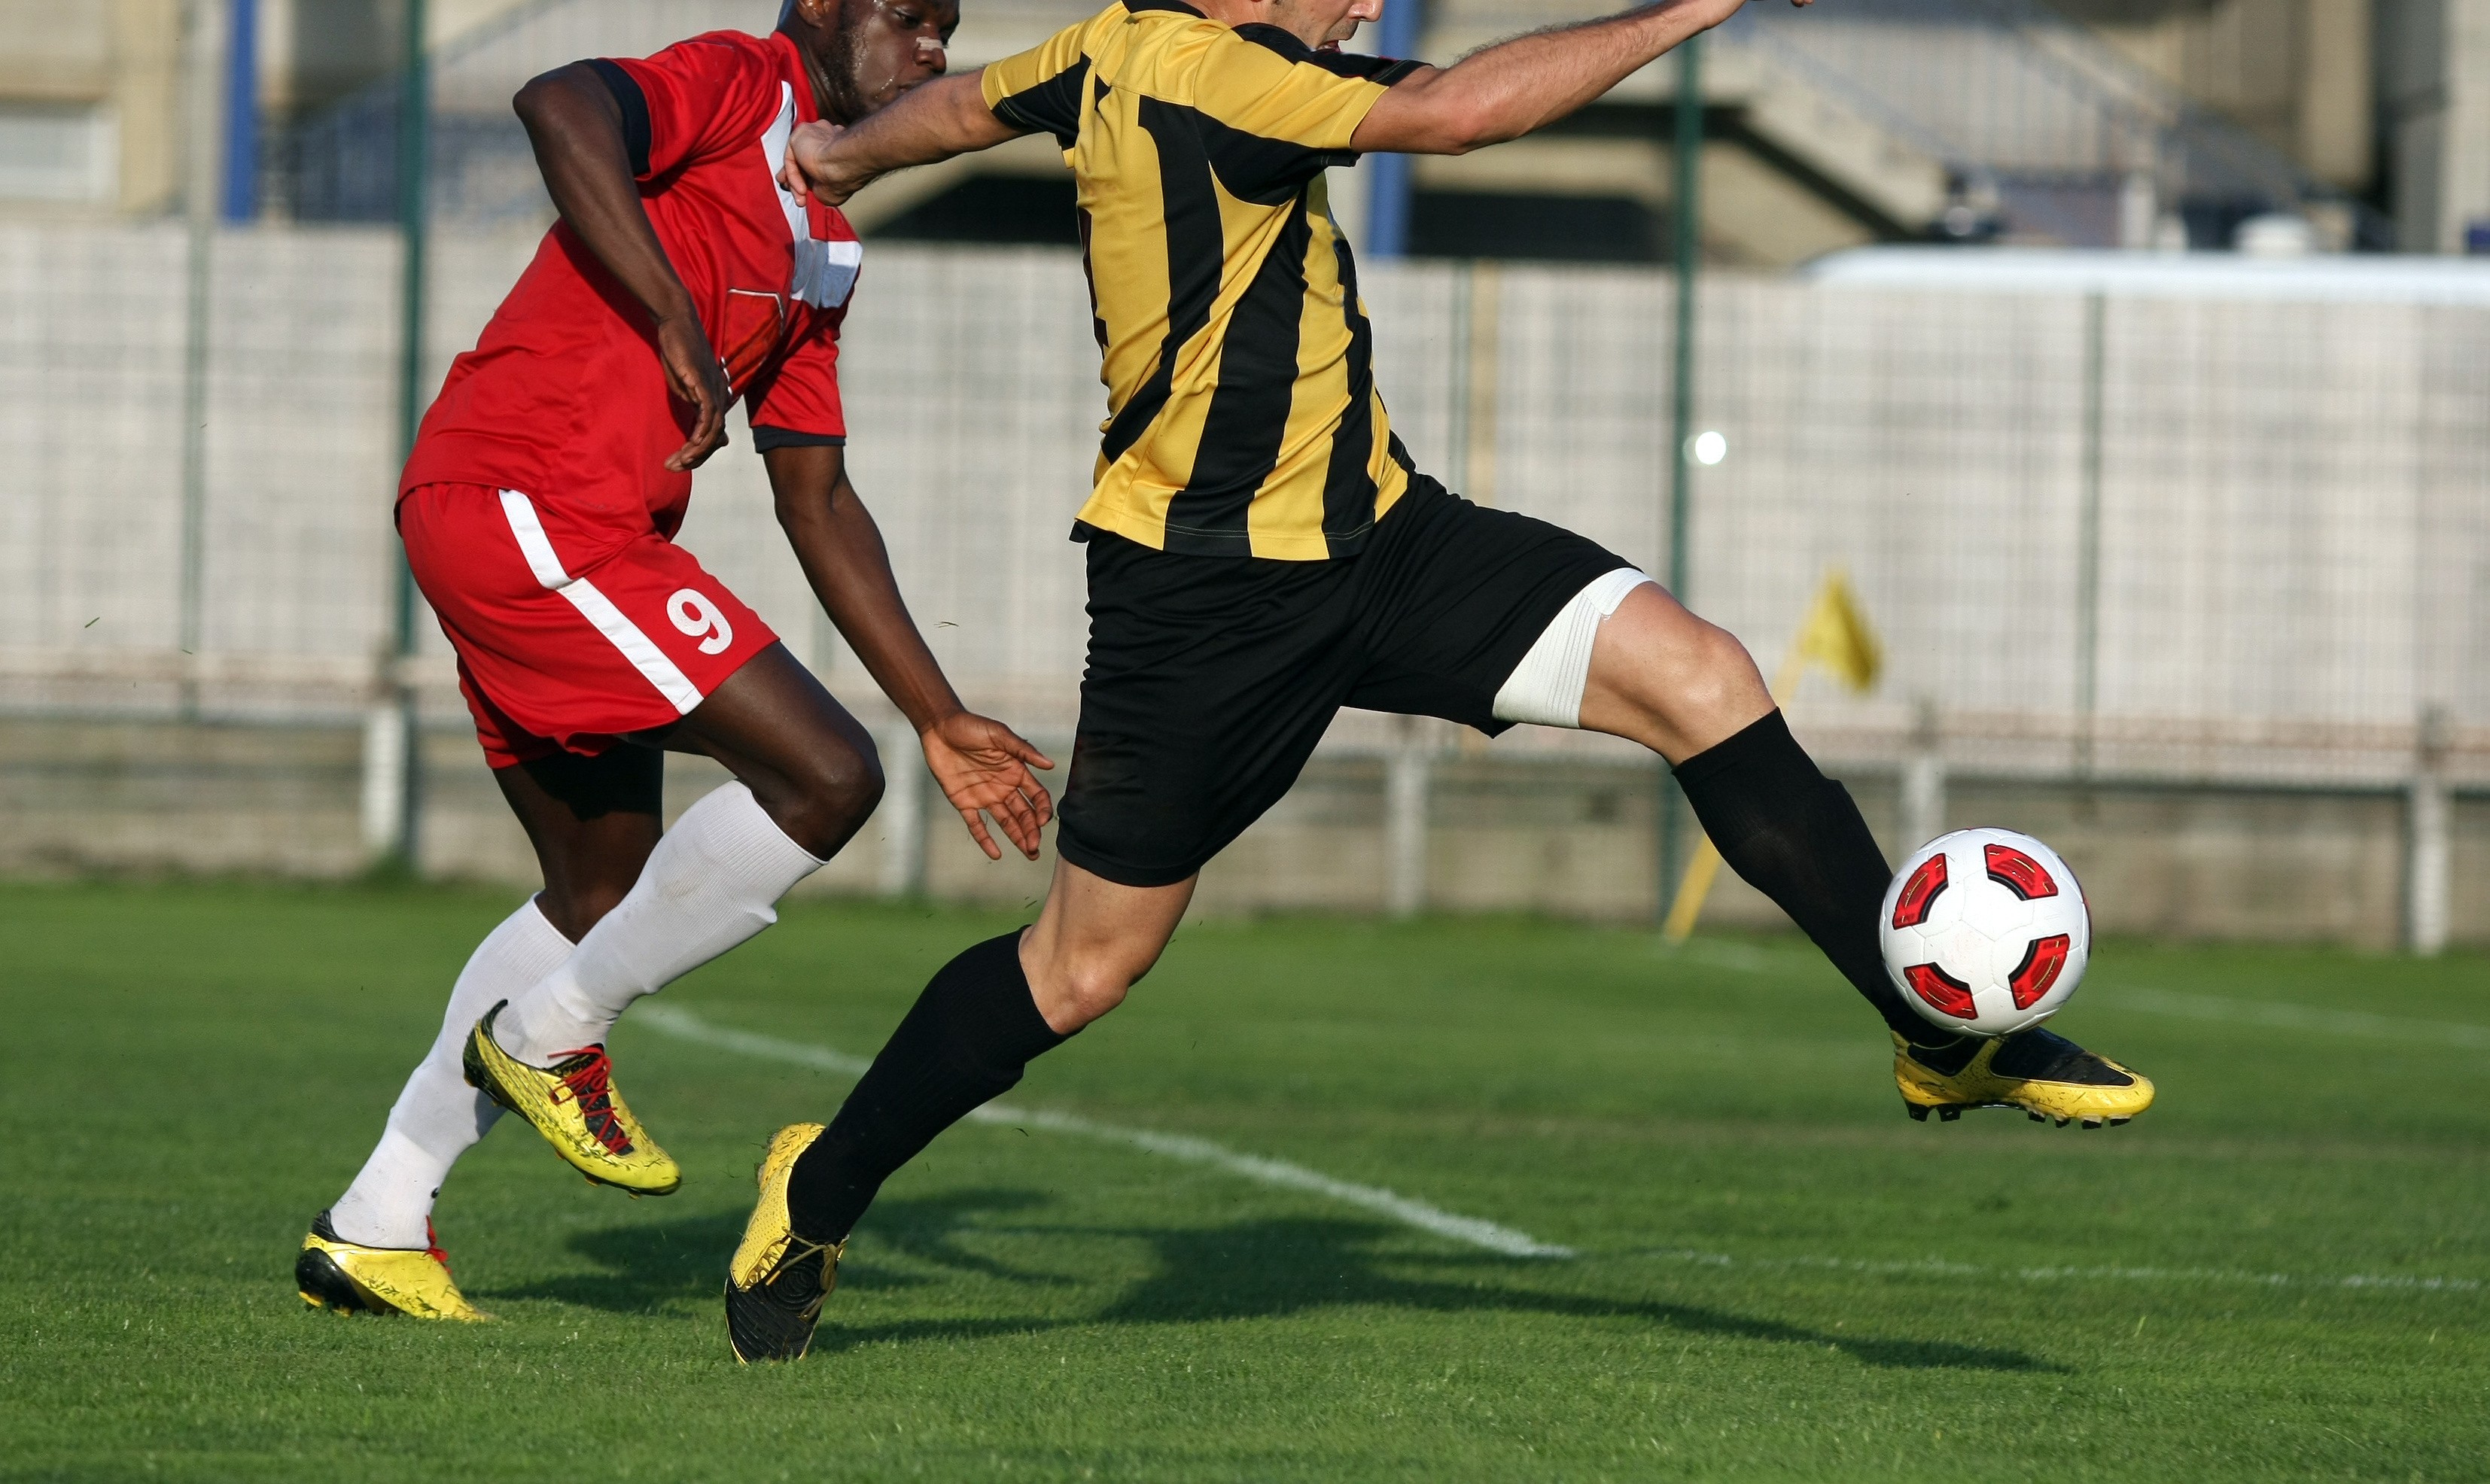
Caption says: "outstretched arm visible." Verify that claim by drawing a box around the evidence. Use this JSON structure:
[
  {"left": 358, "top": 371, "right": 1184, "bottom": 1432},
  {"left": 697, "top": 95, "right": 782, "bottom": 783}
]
[
  {"left": 779, "top": 71, "right": 1021, "bottom": 207},
  {"left": 513, "top": 62, "right": 728, "bottom": 470},
  {"left": 1352, "top": 0, "right": 1806, "bottom": 156},
  {"left": 762, "top": 443, "right": 1055, "bottom": 861}
]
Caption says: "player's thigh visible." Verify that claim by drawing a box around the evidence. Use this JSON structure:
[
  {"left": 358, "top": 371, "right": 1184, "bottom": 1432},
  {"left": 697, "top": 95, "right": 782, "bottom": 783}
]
[
  {"left": 1343, "top": 478, "right": 1628, "bottom": 727},
  {"left": 1576, "top": 584, "right": 1772, "bottom": 763},
  {"left": 1057, "top": 534, "right": 1359, "bottom": 889}
]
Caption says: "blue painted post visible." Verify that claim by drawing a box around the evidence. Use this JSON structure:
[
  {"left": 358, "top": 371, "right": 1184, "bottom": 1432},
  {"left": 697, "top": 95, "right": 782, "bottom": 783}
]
[
  {"left": 220, "top": 0, "right": 259, "bottom": 222},
  {"left": 1365, "top": 0, "right": 1424, "bottom": 258}
]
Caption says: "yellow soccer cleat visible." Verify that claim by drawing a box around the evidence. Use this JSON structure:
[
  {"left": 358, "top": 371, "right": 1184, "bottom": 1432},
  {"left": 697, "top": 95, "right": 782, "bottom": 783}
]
[
  {"left": 296, "top": 1212, "right": 488, "bottom": 1321},
  {"left": 1895, "top": 1025, "right": 2155, "bottom": 1128},
  {"left": 724, "top": 1123, "right": 843, "bottom": 1364},
  {"left": 462, "top": 1000, "right": 680, "bottom": 1197}
]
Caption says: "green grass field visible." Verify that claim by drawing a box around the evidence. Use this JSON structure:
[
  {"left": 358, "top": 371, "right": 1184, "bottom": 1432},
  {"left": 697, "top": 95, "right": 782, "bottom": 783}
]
[{"left": 3, "top": 880, "right": 2485, "bottom": 1481}]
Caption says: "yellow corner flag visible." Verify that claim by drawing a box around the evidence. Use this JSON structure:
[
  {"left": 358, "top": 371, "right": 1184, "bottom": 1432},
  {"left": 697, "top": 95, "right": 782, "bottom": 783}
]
[
  {"left": 1791, "top": 570, "right": 1882, "bottom": 696},
  {"left": 1664, "top": 570, "right": 1881, "bottom": 942}
]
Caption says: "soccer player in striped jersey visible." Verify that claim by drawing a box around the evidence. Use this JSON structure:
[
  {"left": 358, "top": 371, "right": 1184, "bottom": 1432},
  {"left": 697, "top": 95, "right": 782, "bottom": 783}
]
[
  {"left": 723, "top": 0, "right": 2157, "bottom": 1361},
  {"left": 296, "top": 0, "right": 1056, "bottom": 1323}
]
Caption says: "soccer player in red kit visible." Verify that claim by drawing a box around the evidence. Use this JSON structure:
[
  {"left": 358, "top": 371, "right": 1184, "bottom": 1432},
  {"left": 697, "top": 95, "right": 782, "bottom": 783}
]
[{"left": 295, "top": 0, "right": 1052, "bottom": 1322}]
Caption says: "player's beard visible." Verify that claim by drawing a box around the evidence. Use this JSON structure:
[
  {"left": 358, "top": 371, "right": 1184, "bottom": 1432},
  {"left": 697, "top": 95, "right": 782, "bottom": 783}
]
[{"left": 819, "top": 20, "right": 881, "bottom": 125}]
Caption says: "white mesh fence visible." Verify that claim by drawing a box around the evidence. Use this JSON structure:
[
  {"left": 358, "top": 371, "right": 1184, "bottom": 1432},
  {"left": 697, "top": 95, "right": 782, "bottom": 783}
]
[{"left": 2, "top": 217, "right": 2484, "bottom": 792}]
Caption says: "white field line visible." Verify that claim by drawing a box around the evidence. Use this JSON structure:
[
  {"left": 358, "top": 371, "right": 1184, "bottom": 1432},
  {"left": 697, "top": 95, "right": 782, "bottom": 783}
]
[
  {"left": 635, "top": 1005, "right": 2485, "bottom": 1296},
  {"left": 631, "top": 1003, "right": 1573, "bottom": 1259},
  {"left": 1617, "top": 1246, "right": 2484, "bottom": 1294}
]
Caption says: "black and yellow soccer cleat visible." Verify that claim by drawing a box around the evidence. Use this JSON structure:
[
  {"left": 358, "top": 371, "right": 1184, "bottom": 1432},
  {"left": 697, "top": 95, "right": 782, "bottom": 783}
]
[
  {"left": 463, "top": 1000, "right": 680, "bottom": 1197},
  {"left": 1895, "top": 1026, "right": 2154, "bottom": 1127},
  {"left": 724, "top": 1123, "right": 843, "bottom": 1364},
  {"left": 296, "top": 1211, "right": 487, "bottom": 1321}
]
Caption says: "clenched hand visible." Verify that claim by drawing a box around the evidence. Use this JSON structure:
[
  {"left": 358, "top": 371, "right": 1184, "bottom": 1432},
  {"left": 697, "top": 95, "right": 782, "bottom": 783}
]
[{"left": 656, "top": 312, "right": 729, "bottom": 471}]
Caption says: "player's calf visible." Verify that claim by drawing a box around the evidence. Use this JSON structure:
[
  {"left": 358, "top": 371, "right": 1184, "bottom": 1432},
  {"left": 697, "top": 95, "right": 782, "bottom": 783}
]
[{"left": 779, "top": 932, "right": 1073, "bottom": 1267}]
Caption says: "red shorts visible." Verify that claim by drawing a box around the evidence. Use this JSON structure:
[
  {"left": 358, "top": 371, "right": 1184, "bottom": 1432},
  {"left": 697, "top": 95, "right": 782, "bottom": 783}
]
[{"left": 400, "top": 483, "right": 778, "bottom": 769}]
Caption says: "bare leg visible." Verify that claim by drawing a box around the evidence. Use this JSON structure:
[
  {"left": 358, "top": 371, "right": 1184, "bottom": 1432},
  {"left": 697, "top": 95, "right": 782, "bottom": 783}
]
[
  {"left": 655, "top": 643, "right": 884, "bottom": 859},
  {"left": 495, "top": 747, "right": 666, "bottom": 939},
  {"left": 1575, "top": 583, "right": 1774, "bottom": 763},
  {"left": 1020, "top": 858, "right": 1198, "bottom": 1032}
]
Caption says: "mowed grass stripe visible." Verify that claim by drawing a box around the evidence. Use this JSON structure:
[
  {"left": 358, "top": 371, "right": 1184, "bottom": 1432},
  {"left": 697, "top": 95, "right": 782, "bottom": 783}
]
[{"left": 2, "top": 881, "right": 2485, "bottom": 1482}]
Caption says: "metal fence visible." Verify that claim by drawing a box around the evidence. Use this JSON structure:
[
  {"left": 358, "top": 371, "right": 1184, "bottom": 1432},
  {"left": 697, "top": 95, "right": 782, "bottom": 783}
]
[
  {"left": 4, "top": 0, "right": 2485, "bottom": 942},
  {"left": 6, "top": 220, "right": 2484, "bottom": 758}
]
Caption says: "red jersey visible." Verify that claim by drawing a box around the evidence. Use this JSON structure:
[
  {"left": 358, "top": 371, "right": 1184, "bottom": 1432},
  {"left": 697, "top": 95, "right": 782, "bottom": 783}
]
[{"left": 402, "top": 29, "right": 860, "bottom": 545}]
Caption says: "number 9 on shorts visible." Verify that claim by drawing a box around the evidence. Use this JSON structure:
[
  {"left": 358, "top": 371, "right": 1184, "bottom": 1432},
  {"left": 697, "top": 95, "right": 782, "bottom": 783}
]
[{"left": 668, "top": 589, "right": 735, "bottom": 655}]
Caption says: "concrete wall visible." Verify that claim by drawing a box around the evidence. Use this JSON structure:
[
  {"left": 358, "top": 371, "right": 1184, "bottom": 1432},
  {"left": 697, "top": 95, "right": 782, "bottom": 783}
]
[{"left": 5, "top": 715, "right": 2479, "bottom": 949}]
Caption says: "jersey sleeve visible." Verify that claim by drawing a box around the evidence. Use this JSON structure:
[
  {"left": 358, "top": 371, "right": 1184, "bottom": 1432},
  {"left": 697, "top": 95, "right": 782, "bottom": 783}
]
[
  {"left": 1192, "top": 27, "right": 1421, "bottom": 200},
  {"left": 746, "top": 317, "right": 848, "bottom": 451},
  {"left": 604, "top": 33, "right": 784, "bottom": 181},
  {"left": 980, "top": 20, "right": 1094, "bottom": 147}
]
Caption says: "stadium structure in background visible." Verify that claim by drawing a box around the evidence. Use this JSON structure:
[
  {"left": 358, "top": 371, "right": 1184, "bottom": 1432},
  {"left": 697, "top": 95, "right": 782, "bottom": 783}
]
[
  {"left": 253, "top": 0, "right": 2401, "bottom": 254},
  {"left": 0, "top": 0, "right": 2485, "bottom": 950}
]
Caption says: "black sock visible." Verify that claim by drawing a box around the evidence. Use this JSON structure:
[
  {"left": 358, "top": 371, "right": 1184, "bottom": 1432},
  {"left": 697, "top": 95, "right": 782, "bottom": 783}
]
[
  {"left": 1673, "top": 711, "right": 1943, "bottom": 1044},
  {"left": 787, "top": 930, "right": 1071, "bottom": 1243}
]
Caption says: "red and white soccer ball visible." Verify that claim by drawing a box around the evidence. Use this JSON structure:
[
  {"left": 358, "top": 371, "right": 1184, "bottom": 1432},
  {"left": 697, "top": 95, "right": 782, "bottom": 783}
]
[{"left": 1879, "top": 829, "right": 2092, "bottom": 1037}]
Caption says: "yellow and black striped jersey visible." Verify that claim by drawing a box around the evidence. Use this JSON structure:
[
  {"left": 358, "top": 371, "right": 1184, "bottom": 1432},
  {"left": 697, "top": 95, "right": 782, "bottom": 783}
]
[{"left": 982, "top": 0, "right": 1420, "bottom": 560}]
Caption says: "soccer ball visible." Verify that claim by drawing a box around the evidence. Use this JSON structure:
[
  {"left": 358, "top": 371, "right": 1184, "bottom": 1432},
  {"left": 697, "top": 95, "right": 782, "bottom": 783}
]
[{"left": 1879, "top": 828, "right": 2091, "bottom": 1037}]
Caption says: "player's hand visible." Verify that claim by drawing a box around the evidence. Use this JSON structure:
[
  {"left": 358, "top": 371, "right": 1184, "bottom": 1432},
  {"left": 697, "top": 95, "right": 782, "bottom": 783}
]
[
  {"left": 656, "top": 313, "right": 729, "bottom": 472},
  {"left": 780, "top": 120, "right": 869, "bottom": 207},
  {"left": 921, "top": 711, "right": 1056, "bottom": 861}
]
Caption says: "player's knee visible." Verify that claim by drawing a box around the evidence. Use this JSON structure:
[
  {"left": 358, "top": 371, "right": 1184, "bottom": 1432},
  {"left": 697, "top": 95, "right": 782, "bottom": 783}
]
[
  {"left": 1050, "top": 960, "right": 1134, "bottom": 1029},
  {"left": 1609, "top": 614, "right": 1759, "bottom": 732},
  {"left": 1682, "top": 619, "right": 1764, "bottom": 702},
  {"left": 777, "top": 735, "right": 885, "bottom": 856}
]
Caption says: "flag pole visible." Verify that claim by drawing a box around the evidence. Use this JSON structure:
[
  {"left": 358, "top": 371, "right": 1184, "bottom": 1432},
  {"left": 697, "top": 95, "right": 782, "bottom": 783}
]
[
  {"left": 1657, "top": 33, "right": 1703, "bottom": 927},
  {"left": 388, "top": 0, "right": 431, "bottom": 871}
]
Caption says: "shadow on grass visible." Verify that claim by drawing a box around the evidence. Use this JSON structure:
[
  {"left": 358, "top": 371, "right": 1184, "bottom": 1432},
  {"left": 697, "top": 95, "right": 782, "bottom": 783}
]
[
  {"left": 481, "top": 1189, "right": 1071, "bottom": 1315},
  {"left": 504, "top": 1188, "right": 2056, "bottom": 1373},
  {"left": 1082, "top": 1217, "right": 2056, "bottom": 1373}
]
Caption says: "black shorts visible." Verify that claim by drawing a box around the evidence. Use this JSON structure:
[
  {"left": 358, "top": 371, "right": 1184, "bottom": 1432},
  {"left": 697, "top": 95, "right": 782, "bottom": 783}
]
[{"left": 1056, "top": 477, "right": 1630, "bottom": 887}]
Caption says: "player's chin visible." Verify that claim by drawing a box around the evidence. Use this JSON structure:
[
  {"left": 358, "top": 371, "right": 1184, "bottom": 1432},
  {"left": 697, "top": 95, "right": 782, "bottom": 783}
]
[{"left": 875, "top": 73, "right": 937, "bottom": 109}]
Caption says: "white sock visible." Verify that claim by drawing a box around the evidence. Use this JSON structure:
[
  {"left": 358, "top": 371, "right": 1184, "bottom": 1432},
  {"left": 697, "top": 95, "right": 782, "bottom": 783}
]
[
  {"left": 329, "top": 898, "right": 575, "bottom": 1248},
  {"left": 498, "top": 782, "right": 824, "bottom": 1063}
]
